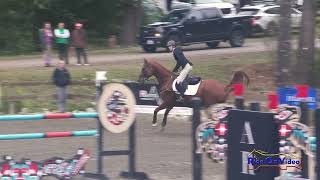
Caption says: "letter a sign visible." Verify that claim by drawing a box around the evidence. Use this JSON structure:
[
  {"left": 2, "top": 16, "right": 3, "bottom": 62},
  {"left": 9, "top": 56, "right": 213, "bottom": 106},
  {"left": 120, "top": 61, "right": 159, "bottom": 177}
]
[{"left": 227, "top": 110, "right": 279, "bottom": 180}]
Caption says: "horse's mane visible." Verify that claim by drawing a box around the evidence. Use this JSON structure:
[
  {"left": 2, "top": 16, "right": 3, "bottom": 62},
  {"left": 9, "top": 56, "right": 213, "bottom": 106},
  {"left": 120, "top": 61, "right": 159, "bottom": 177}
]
[{"left": 146, "top": 59, "right": 171, "bottom": 75}]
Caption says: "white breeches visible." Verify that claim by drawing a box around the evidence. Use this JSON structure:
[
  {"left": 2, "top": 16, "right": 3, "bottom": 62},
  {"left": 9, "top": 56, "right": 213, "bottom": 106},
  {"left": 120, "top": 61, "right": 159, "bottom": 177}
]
[{"left": 176, "top": 63, "right": 193, "bottom": 84}]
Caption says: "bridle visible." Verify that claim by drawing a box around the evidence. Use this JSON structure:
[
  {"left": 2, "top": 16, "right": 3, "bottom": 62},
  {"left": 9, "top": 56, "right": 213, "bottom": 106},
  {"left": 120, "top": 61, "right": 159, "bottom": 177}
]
[{"left": 140, "top": 63, "right": 178, "bottom": 96}]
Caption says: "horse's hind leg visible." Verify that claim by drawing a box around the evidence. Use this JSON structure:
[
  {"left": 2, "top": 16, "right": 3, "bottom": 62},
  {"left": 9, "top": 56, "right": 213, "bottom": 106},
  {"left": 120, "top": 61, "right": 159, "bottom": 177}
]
[
  {"left": 152, "top": 103, "right": 166, "bottom": 127},
  {"left": 162, "top": 106, "right": 173, "bottom": 128}
]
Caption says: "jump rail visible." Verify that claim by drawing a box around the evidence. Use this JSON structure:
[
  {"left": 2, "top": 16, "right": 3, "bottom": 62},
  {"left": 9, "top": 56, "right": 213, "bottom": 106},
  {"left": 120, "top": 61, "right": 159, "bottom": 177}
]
[
  {"left": 0, "top": 130, "right": 97, "bottom": 140},
  {"left": 0, "top": 112, "right": 98, "bottom": 121}
]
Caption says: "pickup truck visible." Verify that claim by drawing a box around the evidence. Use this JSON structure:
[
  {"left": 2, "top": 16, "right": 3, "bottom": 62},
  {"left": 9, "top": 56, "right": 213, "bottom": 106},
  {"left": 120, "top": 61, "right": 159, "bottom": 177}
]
[{"left": 138, "top": 6, "right": 253, "bottom": 53}]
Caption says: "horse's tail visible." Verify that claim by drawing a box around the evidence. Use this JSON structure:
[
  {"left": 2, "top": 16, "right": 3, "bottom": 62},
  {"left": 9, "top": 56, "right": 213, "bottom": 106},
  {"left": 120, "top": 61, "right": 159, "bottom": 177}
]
[{"left": 224, "top": 71, "right": 250, "bottom": 93}]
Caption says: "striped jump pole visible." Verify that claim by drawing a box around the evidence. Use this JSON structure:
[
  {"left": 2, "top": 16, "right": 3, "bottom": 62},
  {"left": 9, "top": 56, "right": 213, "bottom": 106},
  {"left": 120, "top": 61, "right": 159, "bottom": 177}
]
[
  {"left": 0, "top": 111, "right": 104, "bottom": 178},
  {"left": 0, "top": 130, "right": 97, "bottom": 140},
  {"left": 0, "top": 112, "right": 98, "bottom": 121},
  {"left": 0, "top": 112, "right": 98, "bottom": 141}
]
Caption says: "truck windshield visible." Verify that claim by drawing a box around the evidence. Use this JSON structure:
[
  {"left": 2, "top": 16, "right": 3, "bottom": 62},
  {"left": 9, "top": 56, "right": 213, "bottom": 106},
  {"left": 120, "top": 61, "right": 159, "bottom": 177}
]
[
  {"left": 161, "top": 9, "right": 190, "bottom": 23},
  {"left": 196, "top": 0, "right": 223, "bottom": 3}
]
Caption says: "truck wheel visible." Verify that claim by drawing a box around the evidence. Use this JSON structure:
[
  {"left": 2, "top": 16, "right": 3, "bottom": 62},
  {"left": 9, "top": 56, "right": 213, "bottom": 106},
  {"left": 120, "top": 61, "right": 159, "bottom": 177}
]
[
  {"left": 166, "top": 35, "right": 181, "bottom": 52},
  {"left": 230, "top": 30, "right": 245, "bottom": 47},
  {"left": 206, "top": 41, "right": 220, "bottom": 49},
  {"left": 142, "top": 45, "right": 156, "bottom": 53}
]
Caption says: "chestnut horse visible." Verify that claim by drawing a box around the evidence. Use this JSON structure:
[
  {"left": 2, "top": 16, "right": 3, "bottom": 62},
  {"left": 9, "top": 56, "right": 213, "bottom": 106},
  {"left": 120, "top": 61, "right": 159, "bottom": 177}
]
[{"left": 138, "top": 59, "right": 249, "bottom": 128}]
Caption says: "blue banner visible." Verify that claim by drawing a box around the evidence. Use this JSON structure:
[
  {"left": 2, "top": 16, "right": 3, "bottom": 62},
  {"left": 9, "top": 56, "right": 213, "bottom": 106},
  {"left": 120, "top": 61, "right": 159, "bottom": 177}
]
[{"left": 277, "top": 87, "right": 317, "bottom": 109}]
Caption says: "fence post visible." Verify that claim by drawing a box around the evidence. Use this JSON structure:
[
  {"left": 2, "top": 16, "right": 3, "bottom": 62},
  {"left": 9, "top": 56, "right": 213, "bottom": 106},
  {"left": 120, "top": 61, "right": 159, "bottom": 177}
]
[
  {"left": 300, "top": 101, "right": 309, "bottom": 178},
  {"left": 235, "top": 97, "right": 245, "bottom": 110},
  {"left": 0, "top": 82, "right": 2, "bottom": 112},
  {"left": 192, "top": 97, "right": 202, "bottom": 180},
  {"left": 84, "top": 72, "right": 108, "bottom": 179},
  {"left": 250, "top": 102, "right": 260, "bottom": 111},
  {"left": 129, "top": 121, "right": 136, "bottom": 176},
  {"left": 97, "top": 82, "right": 104, "bottom": 175},
  {"left": 315, "top": 109, "right": 320, "bottom": 180}
]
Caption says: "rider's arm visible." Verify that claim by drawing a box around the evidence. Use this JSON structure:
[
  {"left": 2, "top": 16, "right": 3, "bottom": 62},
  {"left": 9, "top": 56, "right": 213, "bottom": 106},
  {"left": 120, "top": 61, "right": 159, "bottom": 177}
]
[
  {"left": 175, "top": 48, "right": 188, "bottom": 62},
  {"left": 175, "top": 48, "right": 193, "bottom": 66},
  {"left": 172, "top": 63, "right": 180, "bottom": 72}
]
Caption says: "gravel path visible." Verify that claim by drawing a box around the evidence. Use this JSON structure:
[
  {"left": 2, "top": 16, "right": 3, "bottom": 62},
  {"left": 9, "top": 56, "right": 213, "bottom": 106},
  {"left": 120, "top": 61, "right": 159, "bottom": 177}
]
[
  {"left": 1, "top": 38, "right": 319, "bottom": 70},
  {"left": 0, "top": 41, "right": 274, "bottom": 70}
]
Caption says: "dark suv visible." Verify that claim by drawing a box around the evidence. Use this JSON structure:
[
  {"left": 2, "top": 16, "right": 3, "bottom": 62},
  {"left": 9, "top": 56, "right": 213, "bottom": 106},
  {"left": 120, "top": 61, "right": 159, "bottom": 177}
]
[{"left": 138, "top": 6, "right": 252, "bottom": 53}]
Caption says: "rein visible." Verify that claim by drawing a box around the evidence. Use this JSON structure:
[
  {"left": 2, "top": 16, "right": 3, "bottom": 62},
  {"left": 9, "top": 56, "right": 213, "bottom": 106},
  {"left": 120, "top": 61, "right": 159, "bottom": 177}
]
[
  {"left": 159, "top": 75, "right": 175, "bottom": 95},
  {"left": 144, "top": 76, "right": 175, "bottom": 95}
]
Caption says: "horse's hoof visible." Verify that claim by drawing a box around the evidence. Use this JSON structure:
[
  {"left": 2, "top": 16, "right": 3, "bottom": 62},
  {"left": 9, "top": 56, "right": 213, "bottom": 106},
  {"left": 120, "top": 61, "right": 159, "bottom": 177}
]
[{"left": 152, "top": 123, "right": 158, "bottom": 127}]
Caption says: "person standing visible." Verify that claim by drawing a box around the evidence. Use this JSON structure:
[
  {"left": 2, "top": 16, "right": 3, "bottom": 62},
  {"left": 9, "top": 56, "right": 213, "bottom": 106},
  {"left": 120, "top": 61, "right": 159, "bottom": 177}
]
[
  {"left": 52, "top": 61, "right": 71, "bottom": 113},
  {"left": 54, "top": 22, "right": 70, "bottom": 64},
  {"left": 39, "top": 22, "right": 53, "bottom": 67},
  {"left": 71, "top": 23, "right": 89, "bottom": 65}
]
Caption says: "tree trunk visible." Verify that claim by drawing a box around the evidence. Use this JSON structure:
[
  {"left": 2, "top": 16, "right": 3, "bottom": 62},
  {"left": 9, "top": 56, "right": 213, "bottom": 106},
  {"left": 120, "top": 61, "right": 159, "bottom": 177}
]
[
  {"left": 296, "top": 0, "right": 317, "bottom": 85},
  {"left": 166, "top": 0, "right": 172, "bottom": 11},
  {"left": 119, "top": 0, "right": 143, "bottom": 46},
  {"left": 276, "top": 0, "right": 292, "bottom": 87}
]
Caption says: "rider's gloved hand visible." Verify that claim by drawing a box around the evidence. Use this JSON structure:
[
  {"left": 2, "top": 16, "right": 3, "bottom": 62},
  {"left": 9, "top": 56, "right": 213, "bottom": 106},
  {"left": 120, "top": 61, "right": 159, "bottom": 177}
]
[{"left": 172, "top": 72, "right": 178, "bottom": 76}]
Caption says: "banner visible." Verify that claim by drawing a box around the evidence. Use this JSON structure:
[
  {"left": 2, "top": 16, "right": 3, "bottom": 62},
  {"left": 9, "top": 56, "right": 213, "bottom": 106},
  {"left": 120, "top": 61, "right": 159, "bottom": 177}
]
[
  {"left": 123, "top": 82, "right": 187, "bottom": 107},
  {"left": 278, "top": 87, "right": 317, "bottom": 109}
]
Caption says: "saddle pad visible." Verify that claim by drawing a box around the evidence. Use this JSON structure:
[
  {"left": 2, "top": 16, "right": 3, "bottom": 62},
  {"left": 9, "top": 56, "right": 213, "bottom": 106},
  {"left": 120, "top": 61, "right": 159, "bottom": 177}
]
[{"left": 172, "top": 79, "right": 201, "bottom": 96}]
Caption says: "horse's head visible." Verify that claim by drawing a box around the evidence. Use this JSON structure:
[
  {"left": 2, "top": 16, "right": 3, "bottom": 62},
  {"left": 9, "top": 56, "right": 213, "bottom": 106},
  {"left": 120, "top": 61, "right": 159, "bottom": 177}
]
[{"left": 138, "top": 59, "right": 155, "bottom": 83}]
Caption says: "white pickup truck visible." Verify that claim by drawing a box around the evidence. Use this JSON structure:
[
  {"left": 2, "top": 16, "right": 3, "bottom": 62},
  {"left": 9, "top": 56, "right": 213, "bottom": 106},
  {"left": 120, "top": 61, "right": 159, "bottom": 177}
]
[{"left": 171, "top": 0, "right": 237, "bottom": 16}]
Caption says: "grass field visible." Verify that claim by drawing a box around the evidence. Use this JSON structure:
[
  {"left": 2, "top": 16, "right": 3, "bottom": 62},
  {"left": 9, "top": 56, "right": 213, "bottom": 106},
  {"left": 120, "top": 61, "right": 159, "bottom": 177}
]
[{"left": 0, "top": 51, "right": 275, "bottom": 113}]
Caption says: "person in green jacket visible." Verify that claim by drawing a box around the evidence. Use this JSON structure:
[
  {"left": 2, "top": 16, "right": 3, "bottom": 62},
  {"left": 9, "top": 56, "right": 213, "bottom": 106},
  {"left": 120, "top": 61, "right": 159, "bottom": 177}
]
[{"left": 54, "top": 22, "right": 70, "bottom": 64}]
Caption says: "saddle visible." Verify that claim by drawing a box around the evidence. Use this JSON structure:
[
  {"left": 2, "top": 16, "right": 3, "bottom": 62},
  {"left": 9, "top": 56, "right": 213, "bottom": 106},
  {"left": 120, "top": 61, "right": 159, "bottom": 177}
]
[
  {"left": 187, "top": 76, "right": 201, "bottom": 85},
  {"left": 172, "top": 75, "right": 202, "bottom": 96}
]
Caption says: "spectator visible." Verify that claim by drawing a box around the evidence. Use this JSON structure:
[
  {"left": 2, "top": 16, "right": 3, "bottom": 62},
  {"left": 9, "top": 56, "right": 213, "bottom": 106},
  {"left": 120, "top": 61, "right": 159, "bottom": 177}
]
[
  {"left": 39, "top": 22, "right": 53, "bottom": 67},
  {"left": 72, "top": 23, "right": 89, "bottom": 65},
  {"left": 54, "top": 22, "right": 70, "bottom": 64},
  {"left": 52, "top": 60, "right": 71, "bottom": 113}
]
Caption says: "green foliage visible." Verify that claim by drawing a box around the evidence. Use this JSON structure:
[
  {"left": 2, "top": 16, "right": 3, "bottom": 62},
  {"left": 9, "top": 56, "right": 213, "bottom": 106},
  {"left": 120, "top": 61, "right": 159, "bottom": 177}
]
[
  {"left": 142, "top": 0, "right": 164, "bottom": 25},
  {"left": 0, "top": 0, "right": 145, "bottom": 54},
  {"left": 317, "top": 16, "right": 320, "bottom": 37}
]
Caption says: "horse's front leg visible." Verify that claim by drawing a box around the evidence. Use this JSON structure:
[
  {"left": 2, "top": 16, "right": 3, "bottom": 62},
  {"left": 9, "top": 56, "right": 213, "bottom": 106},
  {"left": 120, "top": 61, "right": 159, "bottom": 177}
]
[
  {"left": 162, "top": 106, "right": 174, "bottom": 128},
  {"left": 152, "top": 103, "right": 167, "bottom": 127}
]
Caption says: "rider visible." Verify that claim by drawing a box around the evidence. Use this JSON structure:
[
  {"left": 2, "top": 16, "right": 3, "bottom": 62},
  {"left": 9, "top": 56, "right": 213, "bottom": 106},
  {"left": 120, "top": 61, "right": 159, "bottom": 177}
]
[{"left": 167, "top": 40, "right": 193, "bottom": 96}]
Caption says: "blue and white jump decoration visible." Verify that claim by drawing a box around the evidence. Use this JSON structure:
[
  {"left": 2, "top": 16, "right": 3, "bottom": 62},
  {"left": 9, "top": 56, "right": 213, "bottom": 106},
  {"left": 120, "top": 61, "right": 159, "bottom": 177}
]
[
  {"left": 195, "top": 103, "right": 317, "bottom": 168},
  {"left": 276, "top": 104, "right": 316, "bottom": 154},
  {"left": 278, "top": 86, "right": 317, "bottom": 109},
  {"left": 0, "top": 149, "right": 90, "bottom": 180},
  {"left": 195, "top": 104, "right": 234, "bottom": 162},
  {"left": 276, "top": 104, "right": 317, "bottom": 177}
]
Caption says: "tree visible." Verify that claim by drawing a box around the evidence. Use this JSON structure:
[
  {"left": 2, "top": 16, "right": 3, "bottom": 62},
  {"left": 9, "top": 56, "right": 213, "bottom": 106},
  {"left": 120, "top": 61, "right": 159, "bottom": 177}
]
[
  {"left": 276, "top": 0, "right": 292, "bottom": 87},
  {"left": 0, "top": 0, "right": 125, "bottom": 53},
  {"left": 295, "top": 0, "right": 317, "bottom": 86},
  {"left": 167, "top": 0, "right": 172, "bottom": 11},
  {"left": 119, "top": 0, "right": 144, "bottom": 46}
]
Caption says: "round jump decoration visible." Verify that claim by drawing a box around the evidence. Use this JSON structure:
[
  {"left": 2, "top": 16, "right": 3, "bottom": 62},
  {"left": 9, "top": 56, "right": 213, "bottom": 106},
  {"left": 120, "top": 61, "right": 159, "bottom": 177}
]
[{"left": 98, "top": 83, "right": 136, "bottom": 133}]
